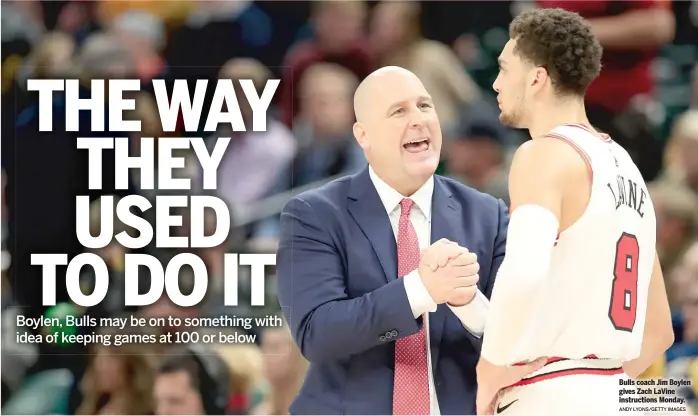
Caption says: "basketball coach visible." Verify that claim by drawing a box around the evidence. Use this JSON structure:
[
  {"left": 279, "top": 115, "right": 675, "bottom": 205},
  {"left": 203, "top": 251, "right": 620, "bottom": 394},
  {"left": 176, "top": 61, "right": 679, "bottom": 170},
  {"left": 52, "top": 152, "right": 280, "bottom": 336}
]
[{"left": 276, "top": 66, "right": 540, "bottom": 415}]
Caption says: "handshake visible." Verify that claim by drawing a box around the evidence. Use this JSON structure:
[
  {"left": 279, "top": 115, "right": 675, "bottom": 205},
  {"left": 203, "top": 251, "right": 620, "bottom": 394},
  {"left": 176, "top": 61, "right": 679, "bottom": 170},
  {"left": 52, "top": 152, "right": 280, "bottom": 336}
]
[{"left": 419, "top": 239, "right": 480, "bottom": 307}]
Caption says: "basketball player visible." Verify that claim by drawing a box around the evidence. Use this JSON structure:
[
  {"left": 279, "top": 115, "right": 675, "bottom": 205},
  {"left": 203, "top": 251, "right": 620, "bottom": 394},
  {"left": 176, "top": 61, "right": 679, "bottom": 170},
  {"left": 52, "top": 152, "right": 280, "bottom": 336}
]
[{"left": 474, "top": 8, "right": 675, "bottom": 415}]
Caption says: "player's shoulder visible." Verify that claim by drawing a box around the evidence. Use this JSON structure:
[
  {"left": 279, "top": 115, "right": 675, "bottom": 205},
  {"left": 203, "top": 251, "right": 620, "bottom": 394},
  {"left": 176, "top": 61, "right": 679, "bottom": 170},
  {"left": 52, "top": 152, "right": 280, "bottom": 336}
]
[{"left": 511, "top": 136, "right": 582, "bottom": 173}]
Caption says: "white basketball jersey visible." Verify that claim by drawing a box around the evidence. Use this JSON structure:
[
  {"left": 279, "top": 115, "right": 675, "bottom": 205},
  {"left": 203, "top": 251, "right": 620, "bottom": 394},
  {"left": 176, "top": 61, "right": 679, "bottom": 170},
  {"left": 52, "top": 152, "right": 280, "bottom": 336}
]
[{"left": 517, "top": 124, "right": 657, "bottom": 362}]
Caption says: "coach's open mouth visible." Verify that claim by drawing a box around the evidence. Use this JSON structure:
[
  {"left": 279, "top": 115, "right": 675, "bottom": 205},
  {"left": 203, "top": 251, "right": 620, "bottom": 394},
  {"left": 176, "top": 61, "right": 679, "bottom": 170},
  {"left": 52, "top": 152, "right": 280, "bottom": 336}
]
[{"left": 403, "top": 138, "right": 430, "bottom": 153}]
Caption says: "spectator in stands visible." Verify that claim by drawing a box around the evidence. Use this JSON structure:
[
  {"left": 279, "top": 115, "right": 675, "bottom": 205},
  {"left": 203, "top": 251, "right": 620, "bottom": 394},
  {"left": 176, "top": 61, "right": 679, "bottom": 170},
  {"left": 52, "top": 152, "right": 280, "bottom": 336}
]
[
  {"left": 279, "top": 0, "right": 372, "bottom": 127},
  {"left": 75, "top": 32, "right": 135, "bottom": 81},
  {"left": 7, "top": 31, "right": 75, "bottom": 136},
  {"left": 669, "top": 241, "right": 698, "bottom": 312},
  {"left": 648, "top": 183, "right": 698, "bottom": 307},
  {"left": 445, "top": 116, "right": 510, "bottom": 204},
  {"left": 370, "top": 1, "right": 481, "bottom": 132},
  {"left": 660, "top": 110, "right": 698, "bottom": 195},
  {"left": 681, "top": 280, "right": 698, "bottom": 348},
  {"left": 215, "top": 343, "right": 268, "bottom": 414},
  {"left": 204, "top": 58, "right": 296, "bottom": 210},
  {"left": 51, "top": 1, "right": 97, "bottom": 37},
  {"left": 291, "top": 62, "right": 365, "bottom": 186},
  {"left": 15, "top": 31, "right": 74, "bottom": 83},
  {"left": 537, "top": 0, "right": 675, "bottom": 181},
  {"left": 251, "top": 62, "right": 365, "bottom": 246},
  {"left": 109, "top": 10, "right": 166, "bottom": 81},
  {"left": 0, "top": 1, "right": 45, "bottom": 64},
  {"left": 76, "top": 326, "right": 156, "bottom": 415},
  {"left": 153, "top": 347, "right": 231, "bottom": 415},
  {"left": 260, "top": 325, "right": 309, "bottom": 415}
]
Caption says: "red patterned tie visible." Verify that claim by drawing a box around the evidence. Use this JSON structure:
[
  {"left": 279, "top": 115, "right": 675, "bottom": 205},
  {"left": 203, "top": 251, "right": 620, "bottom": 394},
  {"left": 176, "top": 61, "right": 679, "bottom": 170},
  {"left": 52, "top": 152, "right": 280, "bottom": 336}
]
[{"left": 393, "top": 198, "right": 431, "bottom": 415}]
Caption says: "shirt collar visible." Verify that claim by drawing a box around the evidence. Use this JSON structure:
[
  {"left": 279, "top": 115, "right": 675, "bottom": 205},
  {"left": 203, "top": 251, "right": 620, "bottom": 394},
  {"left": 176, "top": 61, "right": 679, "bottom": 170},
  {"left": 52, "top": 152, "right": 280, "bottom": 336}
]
[{"left": 368, "top": 165, "right": 434, "bottom": 218}]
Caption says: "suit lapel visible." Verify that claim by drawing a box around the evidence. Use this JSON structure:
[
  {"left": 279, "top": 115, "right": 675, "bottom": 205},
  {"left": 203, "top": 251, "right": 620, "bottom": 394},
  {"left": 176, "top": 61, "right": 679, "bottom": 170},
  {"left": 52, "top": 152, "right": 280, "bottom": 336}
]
[
  {"left": 347, "top": 168, "right": 398, "bottom": 282},
  {"left": 428, "top": 177, "right": 466, "bottom": 367}
]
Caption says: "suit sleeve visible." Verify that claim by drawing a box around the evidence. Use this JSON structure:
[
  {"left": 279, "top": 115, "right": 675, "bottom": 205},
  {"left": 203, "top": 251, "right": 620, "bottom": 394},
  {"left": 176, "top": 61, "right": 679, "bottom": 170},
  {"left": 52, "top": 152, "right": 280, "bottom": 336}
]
[
  {"left": 276, "top": 196, "right": 422, "bottom": 362},
  {"left": 485, "top": 199, "right": 509, "bottom": 299}
]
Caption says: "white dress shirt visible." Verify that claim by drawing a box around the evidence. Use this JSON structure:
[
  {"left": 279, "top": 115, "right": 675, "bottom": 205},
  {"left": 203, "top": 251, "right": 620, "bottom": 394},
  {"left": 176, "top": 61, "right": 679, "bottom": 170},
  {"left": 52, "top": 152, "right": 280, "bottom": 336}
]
[{"left": 368, "top": 166, "right": 490, "bottom": 415}]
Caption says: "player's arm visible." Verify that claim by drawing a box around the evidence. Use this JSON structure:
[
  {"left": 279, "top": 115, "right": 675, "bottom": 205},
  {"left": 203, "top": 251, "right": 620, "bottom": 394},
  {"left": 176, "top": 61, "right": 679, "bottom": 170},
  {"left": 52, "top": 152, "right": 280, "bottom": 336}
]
[
  {"left": 481, "top": 137, "right": 570, "bottom": 365},
  {"left": 622, "top": 251, "right": 675, "bottom": 378}
]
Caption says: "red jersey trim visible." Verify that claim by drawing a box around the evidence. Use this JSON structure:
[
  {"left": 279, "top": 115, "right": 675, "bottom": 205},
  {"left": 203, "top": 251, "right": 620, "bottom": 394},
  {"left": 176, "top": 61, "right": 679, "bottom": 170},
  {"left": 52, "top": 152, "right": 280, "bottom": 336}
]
[
  {"left": 513, "top": 366, "right": 624, "bottom": 387},
  {"left": 511, "top": 355, "right": 622, "bottom": 388},
  {"left": 562, "top": 123, "right": 612, "bottom": 143}
]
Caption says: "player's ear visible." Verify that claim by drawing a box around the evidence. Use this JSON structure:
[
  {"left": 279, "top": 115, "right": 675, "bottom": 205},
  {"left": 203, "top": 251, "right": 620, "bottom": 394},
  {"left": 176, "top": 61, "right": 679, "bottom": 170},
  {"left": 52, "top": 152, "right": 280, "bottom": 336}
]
[
  {"left": 530, "top": 67, "right": 548, "bottom": 91},
  {"left": 353, "top": 122, "right": 370, "bottom": 150}
]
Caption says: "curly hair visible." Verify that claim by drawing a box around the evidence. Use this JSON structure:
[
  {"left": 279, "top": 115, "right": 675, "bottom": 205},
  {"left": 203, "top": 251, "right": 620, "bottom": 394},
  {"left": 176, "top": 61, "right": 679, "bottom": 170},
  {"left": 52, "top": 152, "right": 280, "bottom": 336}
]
[{"left": 509, "top": 8, "right": 603, "bottom": 96}]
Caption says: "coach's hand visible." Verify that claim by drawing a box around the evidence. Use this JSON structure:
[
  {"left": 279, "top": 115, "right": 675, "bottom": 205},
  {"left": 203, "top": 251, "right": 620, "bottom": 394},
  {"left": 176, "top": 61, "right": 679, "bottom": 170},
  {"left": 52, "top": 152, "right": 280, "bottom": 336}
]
[
  {"left": 475, "top": 357, "right": 547, "bottom": 415},
  {"left": 446, "top": 250, "right": 479, "bottom": 306},
  {"left": 420, "top": 239, "right": 464, "bottom": 270},
  {"left": 419, "top": 240, "right": 479, "bottom": 304}
]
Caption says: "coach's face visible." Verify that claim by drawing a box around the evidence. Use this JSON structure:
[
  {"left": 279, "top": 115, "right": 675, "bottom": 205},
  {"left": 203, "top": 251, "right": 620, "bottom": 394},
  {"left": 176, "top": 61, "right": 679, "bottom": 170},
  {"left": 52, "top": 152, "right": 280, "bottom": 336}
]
[
  {"left": 493, "top": 38, "right": 530, "bottom": 128},
  {"left": 353, "top": 69, "right": 442, "bottom": 191}
]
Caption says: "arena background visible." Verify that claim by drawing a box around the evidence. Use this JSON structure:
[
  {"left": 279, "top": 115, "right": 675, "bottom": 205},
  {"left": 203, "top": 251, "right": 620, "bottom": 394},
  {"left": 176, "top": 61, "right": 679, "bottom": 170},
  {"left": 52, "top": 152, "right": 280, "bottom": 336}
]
[{"left": 1, "top": 0, "right": 697, "bottom": 414}]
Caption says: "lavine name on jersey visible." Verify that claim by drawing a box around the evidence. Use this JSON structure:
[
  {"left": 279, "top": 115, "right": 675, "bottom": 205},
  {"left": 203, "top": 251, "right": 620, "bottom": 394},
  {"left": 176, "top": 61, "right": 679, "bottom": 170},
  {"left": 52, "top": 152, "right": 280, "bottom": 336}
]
[{"left": 606, "top": 174, "right": 647, "bottom": 218}]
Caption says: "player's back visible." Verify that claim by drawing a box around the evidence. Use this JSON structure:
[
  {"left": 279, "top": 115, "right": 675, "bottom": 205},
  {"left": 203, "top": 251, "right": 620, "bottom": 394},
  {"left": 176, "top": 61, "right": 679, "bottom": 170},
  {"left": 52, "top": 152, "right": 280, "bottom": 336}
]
[{"left": 523, "top": 124, "right": 657, "bottom": 363}]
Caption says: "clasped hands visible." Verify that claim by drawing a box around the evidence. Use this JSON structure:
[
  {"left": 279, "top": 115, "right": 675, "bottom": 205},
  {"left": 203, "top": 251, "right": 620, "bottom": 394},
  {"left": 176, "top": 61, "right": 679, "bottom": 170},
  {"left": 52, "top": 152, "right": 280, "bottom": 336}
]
[
  {"left": 419, "top": 238, "right": 479, "bottom": 306},
  {"left": 420, "top": 240, "right": 548, "bottom": 415}
]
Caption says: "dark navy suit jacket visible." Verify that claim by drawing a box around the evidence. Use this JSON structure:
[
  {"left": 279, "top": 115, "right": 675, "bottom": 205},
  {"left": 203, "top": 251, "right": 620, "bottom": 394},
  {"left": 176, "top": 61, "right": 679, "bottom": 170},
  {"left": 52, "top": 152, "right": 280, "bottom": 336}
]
[{"left": 276, "top": 167, "right": 509, "bottom": 414}]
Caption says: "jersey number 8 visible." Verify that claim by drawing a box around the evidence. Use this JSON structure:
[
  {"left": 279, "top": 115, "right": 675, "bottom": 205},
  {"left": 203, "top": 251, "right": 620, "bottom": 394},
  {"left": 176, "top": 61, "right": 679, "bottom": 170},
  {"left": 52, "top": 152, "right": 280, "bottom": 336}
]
[{"left": 609, "top": 233, "right": 639, "bottom": 332}]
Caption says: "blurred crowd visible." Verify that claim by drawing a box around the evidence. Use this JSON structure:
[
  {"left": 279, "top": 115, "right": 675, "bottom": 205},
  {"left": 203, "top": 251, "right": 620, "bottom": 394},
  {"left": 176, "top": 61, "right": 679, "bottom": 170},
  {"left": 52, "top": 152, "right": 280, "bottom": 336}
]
[{"left": 1, "top": 0, "right": 697, "bottom": 414}]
